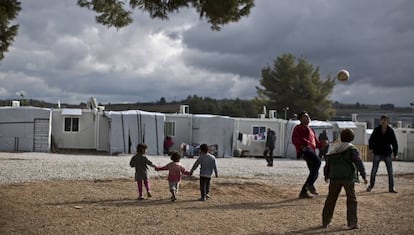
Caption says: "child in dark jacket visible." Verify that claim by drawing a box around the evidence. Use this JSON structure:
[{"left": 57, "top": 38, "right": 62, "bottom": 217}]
[
  {"left": 130, "top": 144, "right": 156, "bottom": 200},
  {"left": 322, "top": 128, "right": 367, "bottom": 230}
]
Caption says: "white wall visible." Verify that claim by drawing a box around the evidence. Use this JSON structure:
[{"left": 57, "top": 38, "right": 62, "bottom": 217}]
[
  {"left": 52, "top": 109, "right": 97, "bottom": 150},
  {"left": 165, "top": 114, "right": 193, "bottom": 153},
  {"left": 0, "top": 107, "right": 51, "bottom": 152},
  {"left": 234, "top": 117, "right": 286, "bottom": 157},
  {"left": 394, "top": 128, "right": 414, "bottom": 161}
]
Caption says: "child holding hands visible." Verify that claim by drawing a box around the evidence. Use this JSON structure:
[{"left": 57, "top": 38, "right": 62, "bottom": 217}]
[
  {"left": 129, "top": 144, "right": 156, "bottom": 200},
  {"left": 156, "top": 152, "right": 190, "bottom": 201}
]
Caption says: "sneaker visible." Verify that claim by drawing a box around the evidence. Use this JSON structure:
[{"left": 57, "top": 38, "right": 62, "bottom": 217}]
[
  {"left": 147, "top": 191, "right": 152, "bottom": 198},
  {"left": 322, "top": 223, "right": 330, "bottom": 229},
  {"left": 305, "top": 185, "right": 319, "bottom": 195},
  {"left": 206, "top": 194, "right": 210, "bottom": 199},
  {"left": 170, "top": 196, "right": 176, "bottom": 201},
  {"left": 366, "top": 186, "right": 373, "bottom": 192},
  {"left": 348, "top": 224, "right": 359, "bottom": 230},
  {"left": 137, "top": 196, "right": 144, "bottom": 200},
  {"left": 389, "top": 189, "right": 398, "bottom": 193},
  {"left": 299, "top": 193, "right": 313, "bottom": 199},
  {"left": 198, "top": 197, "right": 206, "bottom": 201}
]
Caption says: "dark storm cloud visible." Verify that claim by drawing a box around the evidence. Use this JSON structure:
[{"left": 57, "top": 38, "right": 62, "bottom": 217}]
[
  {"left": 0, "top": 0, "right": 413, "bottom": 106},
  {"left": 182, "top": 0, "right": 414, "bottom": 88}
]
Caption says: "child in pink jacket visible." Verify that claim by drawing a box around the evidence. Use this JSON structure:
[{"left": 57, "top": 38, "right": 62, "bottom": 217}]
[{"left": 156, "top": 152, "right": 190, "bottom": 201}]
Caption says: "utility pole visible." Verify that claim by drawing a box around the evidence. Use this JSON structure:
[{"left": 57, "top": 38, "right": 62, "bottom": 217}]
[{"left": 283, "top": 107, "right": 289, "bottom": 120}]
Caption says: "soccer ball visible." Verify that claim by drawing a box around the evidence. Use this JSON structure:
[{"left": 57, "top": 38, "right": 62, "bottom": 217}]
[{"left": 337, "top": 69, "right": 350, "bottom": 81}]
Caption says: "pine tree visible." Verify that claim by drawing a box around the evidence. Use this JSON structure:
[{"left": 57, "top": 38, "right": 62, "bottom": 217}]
[
  {"left": 256, "top": 54, "right": 336, "bottom": 120},
  {"left": 0, "top": 0, "right": 21, "bottom": 61}
]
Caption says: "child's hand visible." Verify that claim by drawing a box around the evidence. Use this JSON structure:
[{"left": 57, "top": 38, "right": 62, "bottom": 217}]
[
  {"left": 155, "top": 166, "right": 159, "bottom": 171},
  {"left": 363, "top": 178, "right": 368, "bottom": 184}
]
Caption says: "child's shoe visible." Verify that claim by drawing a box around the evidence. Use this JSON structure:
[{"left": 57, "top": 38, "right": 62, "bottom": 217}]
[
  {"left": 147, "top": 191, "right": 152, "bottom": 198},
  {"left": 348, "top": 224, "right": 359, "bottom": 230}
]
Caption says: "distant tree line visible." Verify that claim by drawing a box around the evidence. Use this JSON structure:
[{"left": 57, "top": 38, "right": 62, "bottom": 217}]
[
  {"left": 1, "top": 96, "right": 408, "bottom": 120},
  {"left": 182, "top": 95, "right": 259, "bottom": 117}
]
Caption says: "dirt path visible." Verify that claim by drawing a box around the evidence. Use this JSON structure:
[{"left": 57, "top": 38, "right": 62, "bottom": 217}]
[{"left": 1, "top": 174, "right": 414, "bottom": 235}]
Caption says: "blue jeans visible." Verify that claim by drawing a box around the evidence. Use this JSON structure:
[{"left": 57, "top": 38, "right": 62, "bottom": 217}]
[
  {"left": 300, "top": 149, "right": 321, "bottom": 194},
  {"left": 369, "top": 154, "right": 394, "bottom": 191}
]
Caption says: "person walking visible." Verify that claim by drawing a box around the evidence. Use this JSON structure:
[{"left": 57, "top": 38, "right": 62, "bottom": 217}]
[
  {"left": 292, "top": 111, "right": 327, "bottom": 199},
  {"left": 322, "top": 128, "right": 367, "bottom": 230},
  {"left": 129, "top": 144, "right": 156, "bottom": 200},
  {"left": 190, "top": 144, "right": 218, "bottom": 201},
  {"left": 318, "top": 129, "right": 329, "bottom": 159},
  {"left": 264, "top": 128, "right": 277, "bottom": 166},
  {"left": 367, "top": 115, "right": 399, "bottom": 193},
  {"left": 155, "top": 152, "right": 190, "bottom": 201},
  {"left": 163, "top": 136, "right": 174, "bottom": 155}
]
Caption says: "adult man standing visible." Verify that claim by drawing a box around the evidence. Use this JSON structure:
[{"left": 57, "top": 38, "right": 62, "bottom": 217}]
[
  {"left": 367, "top": 115, "right": 399, "bottom": 193},
  {"left": 264, "top": 128, "right": 277, "bottom": 167},
  {"left": 292, "top": 111, "right": 327, "bottom": 199}
]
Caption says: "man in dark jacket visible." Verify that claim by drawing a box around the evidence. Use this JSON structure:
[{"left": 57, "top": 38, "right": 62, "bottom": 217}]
[
  {"left": 318, "top": 130, "right": 329, "bottom": 159},
  {"left": 367, "top": 115, "right": 399, "bottom": 193},
  {"left": 264, "top": 128, "right": 276, "bottom": 167}
]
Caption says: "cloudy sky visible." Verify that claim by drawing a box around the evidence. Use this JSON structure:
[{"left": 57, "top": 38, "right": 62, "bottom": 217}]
[{"left": 1, "top": 0, "right": 413, "bottom": 107}]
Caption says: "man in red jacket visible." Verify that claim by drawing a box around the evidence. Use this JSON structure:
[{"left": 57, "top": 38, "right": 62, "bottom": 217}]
[{"left": 292, "top": 111, "right": 327, "bottom": 199}]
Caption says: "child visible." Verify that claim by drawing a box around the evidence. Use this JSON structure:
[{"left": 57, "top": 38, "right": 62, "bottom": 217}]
[
  {"left": 190, "top": 144, "right": 218, "bottom": 201},
  {"left": 129, "top": 144, "right": 156, "bottom": 200},
  {"left": 155, "top": 152, "right": 190, "bottom": 201},
  {"left": 322, "top": 128, "right": 367, "bottom": 229}
]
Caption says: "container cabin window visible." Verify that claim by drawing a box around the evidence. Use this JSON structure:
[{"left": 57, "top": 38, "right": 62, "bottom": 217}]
[
  {"left": 252, "top": 126, "right": 266, "bottom": 141},
  {"left": 164, "top": 121, "right": 175, "bottom": 137},
  {"left": 64, "top": 117, "right": 79, "bottom": 132}
]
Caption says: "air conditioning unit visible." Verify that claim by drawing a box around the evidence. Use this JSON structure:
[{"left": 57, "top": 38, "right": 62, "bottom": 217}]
[
  {"left": 269, "top": 110, "right": 277, "bottom": 119},
  {"left": 179, "top": 105, "right": 189, "bottom": 114},
  {"left": 12, "top": 101, "right": 20, "bottom": 107}
]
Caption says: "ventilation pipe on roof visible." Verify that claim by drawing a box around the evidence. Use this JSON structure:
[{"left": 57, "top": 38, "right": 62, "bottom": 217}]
[{"left": 352, "top": 113, "right": 358, "bottom": 122}]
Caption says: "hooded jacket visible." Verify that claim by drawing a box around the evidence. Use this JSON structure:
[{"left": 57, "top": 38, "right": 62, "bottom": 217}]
[{"left": 324, "top": 143, "right": 366, "bottom": 182}]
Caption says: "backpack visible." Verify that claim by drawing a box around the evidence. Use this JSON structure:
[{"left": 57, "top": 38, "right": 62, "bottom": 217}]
[{"left": 326, "top": 147, "right": 359, "bottom": 182}]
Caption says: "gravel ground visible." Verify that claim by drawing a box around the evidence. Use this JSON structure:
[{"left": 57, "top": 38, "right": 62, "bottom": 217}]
[
  {"left": 2, "top": 152, "right": 414, "bottom": 235},
  {"left": 1, "top": 152, "right": 414, "bottom": 185}
]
